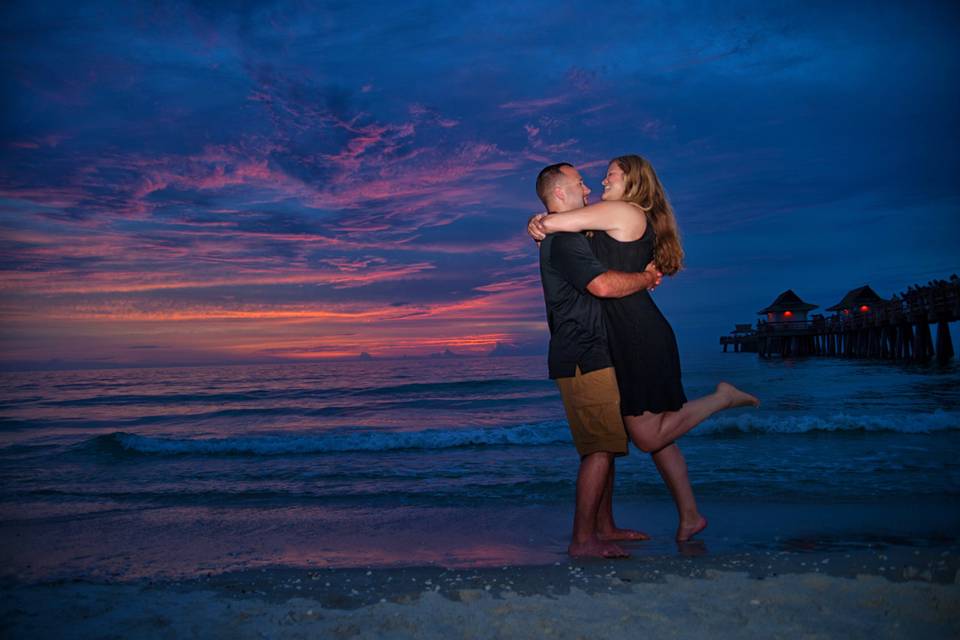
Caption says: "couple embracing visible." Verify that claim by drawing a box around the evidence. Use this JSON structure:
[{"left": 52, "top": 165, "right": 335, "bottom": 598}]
[{"left": 531, "top": 156, "right": 759, "bottom": 558}]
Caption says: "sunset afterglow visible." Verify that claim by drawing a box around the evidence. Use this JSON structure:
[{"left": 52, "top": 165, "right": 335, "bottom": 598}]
[{"left": 2, "top": 2, "right": 958, "bottom": 369}]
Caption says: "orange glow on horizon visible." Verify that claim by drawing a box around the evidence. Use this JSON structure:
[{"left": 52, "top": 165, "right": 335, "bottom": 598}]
[{"left": 227, "top": 332, "right": 517, "bottom": 359}]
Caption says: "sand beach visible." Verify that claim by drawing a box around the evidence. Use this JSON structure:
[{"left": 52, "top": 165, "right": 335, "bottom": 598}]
[{"left": 4, "top": 545, "right": 959, "bottom": 639}]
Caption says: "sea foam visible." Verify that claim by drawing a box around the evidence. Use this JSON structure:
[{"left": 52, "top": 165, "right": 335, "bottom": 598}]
[
  {"left": 99, "top": 422, "right": 571, "bottom": 456},
  {"left": 697, "top": 409, "right": 960, "bottom": 435},
  {"left": 88, "top": 410, "right": 960, "bottom": 457}
]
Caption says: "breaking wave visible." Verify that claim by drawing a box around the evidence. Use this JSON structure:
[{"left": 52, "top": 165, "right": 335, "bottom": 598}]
[{"left": 80, "top": 410, "right": 960, "bottom": 457}]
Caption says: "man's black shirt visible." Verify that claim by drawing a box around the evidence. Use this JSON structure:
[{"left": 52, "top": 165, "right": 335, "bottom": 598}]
[{"left": 539, "top": 232, "right": 612, "bottom": 379}]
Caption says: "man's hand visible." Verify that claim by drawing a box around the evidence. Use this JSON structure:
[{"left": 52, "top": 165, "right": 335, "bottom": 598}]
[
  {"left": 527, "top": 213, "right": 547, "bottom": 242},
  {"left": 588, "top": 265, "right": 661, "bottom": 299},
  {"left": 644, "top": 261, "right": 663, "bottom": 291}
]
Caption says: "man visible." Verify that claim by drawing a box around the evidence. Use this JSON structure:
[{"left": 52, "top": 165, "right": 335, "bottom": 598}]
[{"left": 535, "top": 162, "right": 662, "bottom": 558}]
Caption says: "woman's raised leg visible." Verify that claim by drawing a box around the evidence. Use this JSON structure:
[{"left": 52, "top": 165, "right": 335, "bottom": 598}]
[{"left": 625, "top": 382, "right": 758, "bottom": 454}]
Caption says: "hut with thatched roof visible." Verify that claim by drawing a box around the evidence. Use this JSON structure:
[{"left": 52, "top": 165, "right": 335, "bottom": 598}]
[
  {"left": 757, "top": 290, "right": 818, "bottom": 325},
  {"left": 826, "top": 285, "right": 886, "bottom": 316}
]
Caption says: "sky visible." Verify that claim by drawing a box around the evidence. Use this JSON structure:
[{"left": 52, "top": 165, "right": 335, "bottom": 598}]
[{"left": 2, "top": 0, "right": 958, "bottom": 369}]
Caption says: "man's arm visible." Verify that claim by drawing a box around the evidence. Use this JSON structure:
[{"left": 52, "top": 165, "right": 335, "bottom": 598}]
[
  {"left": 550, "top": 233, "right": 663, "bottom": 299},
  {"left": 587, "top": 265, "right": 661, "bottom": 298}
]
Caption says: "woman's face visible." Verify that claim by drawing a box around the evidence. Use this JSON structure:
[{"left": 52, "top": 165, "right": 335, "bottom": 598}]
[{"left": 601, "top": 162, "right": 626, "bottom": 201}]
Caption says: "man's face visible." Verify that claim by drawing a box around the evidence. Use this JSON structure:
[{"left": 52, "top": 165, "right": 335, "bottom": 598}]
[{"left": 556, "top": 166, "right": 590, "bottom": 211}]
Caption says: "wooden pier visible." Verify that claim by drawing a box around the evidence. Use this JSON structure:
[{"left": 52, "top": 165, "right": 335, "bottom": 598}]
[
  {"left": 720, "top": 324, "right": 758, "bottom": 353},
  {"left": 721, "top": 277, "right": 960, "bottom": 363}
]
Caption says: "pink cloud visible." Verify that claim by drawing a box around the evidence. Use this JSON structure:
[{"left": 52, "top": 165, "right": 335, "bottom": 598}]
[
  {"left": 0, "top": 259, "right": 437, "bottom": 295},
  {"left": 473, "top": 274, "right": 540, "bottom": 293},
  {"left": 0, "top": 186, "right": 89, "bottom": 211},
  {"left": 409, "top": 103, "right": 460, "bottom": 129},
  {"left": 499, "top": 97, "right": 567, "bottom": 114}
]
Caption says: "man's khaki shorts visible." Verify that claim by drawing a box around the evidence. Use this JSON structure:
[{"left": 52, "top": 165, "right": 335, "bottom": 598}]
[{"left": 555, "top": 366, "right": 628, "bottom": 457}]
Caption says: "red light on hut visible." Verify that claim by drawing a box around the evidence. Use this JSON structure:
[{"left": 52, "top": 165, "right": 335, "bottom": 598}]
[
  {"left": 783, "top": 311, "right": 793, "bottom": 318},
  {"left": 843, "top": 309, "right": 850, "bottom": 315},
  {"left": 859, "top": 305, "right": 870, "bottom": 312}
]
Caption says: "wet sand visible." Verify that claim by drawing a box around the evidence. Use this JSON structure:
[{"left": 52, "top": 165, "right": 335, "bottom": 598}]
[{"left": 4, "top": 545, "right": 958, "bottom": 639}]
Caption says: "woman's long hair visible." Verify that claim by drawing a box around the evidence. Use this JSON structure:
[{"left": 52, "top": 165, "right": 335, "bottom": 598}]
[{"left": 613, "top": 155, "right": 684, "bottom": 275}]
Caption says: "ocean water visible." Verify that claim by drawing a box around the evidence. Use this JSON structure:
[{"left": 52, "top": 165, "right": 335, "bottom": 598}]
[{"left": 2, "top": 351, "right": 959, "bottom": 579}]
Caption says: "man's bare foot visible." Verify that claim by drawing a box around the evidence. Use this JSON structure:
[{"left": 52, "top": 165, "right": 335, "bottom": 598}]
[
  {"left": 717, "top": 382, "right": 760, "bottom": 408},
  {"left": 676, "top": 515, "right": 708, "bottom": 542},
  {"left": 568, "top": 536, "right": 630, "bottom": 558},
  {"left": 597, "top": 526, "right": 651, "bottom": 542}
]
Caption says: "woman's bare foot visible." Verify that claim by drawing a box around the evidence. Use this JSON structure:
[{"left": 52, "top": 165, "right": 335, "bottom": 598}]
[
  {"left": 568, "top": 536, "right": 630, "bottom": 558},
  {"left": 717, "top": 382, "right": 760, "bottom": 408},
  {"left": 597, "top": 526, "right": 651, "bottom": 542},
  {"left": 676, "top": 540, "right": 707, "bottom": 557},
  {"left": 676, "top": 515, "right": 708, "bottom": 542}
]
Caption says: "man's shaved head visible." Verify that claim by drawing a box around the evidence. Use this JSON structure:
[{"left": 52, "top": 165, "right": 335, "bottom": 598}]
[{"left": 535, "top": 162, "right": 573, "bottom": 208}]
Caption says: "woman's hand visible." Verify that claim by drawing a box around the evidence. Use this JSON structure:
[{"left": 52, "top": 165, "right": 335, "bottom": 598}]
[{"left": 527, "top": 213, "right": 548, "bottom": 242}]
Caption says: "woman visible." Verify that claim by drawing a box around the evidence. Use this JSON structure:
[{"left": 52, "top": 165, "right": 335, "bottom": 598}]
[{"left": 528, "top": 155, "right": 759, "bottom": 541}]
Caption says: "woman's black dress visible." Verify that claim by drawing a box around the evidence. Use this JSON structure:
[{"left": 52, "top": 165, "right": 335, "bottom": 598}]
[{"left": 588, "top": 225, "right": 687, "bottom": 416}]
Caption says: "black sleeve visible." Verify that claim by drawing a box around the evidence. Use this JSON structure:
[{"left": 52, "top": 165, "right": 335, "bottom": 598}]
[{"left": 550, "top": 233, "right": 607, "bottom": 294}]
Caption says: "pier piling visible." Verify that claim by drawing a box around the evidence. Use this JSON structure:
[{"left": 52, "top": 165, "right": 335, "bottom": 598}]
[{"left": 936, "top": 320, "right": 954, "bottom": 364}]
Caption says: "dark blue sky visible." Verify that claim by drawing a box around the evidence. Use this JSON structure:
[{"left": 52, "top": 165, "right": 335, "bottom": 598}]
[{"left": 2, "top": 1, "right": 958, "bottom": 367}]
